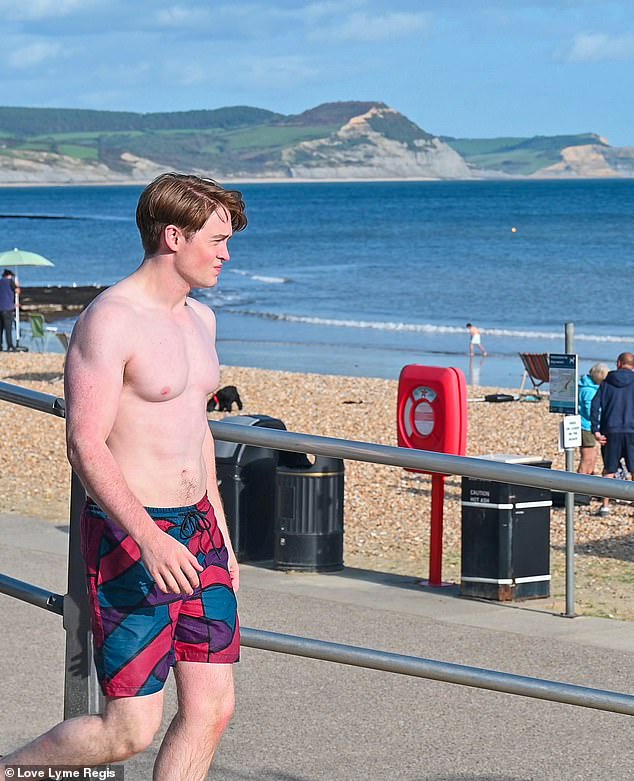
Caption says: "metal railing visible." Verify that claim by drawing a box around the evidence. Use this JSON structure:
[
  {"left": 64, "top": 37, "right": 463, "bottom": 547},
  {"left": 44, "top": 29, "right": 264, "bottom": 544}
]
[{"left": 1, "top": 379, "right": 633, "bottom": 721}]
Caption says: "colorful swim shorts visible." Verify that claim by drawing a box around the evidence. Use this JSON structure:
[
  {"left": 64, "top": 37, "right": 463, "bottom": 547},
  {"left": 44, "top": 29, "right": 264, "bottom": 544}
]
[{"left": 81, "top": 494, "right": 240, "bottom": 698}]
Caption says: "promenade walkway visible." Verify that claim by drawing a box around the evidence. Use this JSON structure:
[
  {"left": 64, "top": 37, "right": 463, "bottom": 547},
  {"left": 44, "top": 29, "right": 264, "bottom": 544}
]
[{"left": 1, "top": 512, "right": 632, "bottom": 780}]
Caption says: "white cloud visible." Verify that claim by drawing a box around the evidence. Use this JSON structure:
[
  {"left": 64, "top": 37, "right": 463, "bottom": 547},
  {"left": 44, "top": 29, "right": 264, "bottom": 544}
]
[
  {"left": 311, "top": 11, "right": 431, "bottom": 43},
  {"left": 0, "top": 0, "right": 95, "bottom": 21},
  {"left": 236, "top": 55, "right": 323, "bottom": 89},
  {"left": 301, "top": 0, "right": 366, "bottom": 21},
  {"left": 155, "top": 4, "right": 212, "bottom": 27},
  {"left": 567, "top": 32, "right": 634, "bottom": 62},
  {"left": 7, "top": 41, "right": 63, "bottom": 68},
  {"left": 164, "top": 61, "right": 209, "bottom": 87}
]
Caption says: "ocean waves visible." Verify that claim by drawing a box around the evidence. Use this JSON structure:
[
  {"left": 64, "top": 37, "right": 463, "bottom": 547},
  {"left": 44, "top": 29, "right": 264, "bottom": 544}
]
[
  {"left": 228, "top": 269, "right": 291, "bottom": 284},
  {"left": 229, "top": 309, "right": 632, "bottom": 345}
]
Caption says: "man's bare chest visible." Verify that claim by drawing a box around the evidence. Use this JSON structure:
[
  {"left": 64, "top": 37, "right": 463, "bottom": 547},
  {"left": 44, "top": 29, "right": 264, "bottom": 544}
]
[{"left": 123, "top": 313, "right": 220, "bottom": 403}]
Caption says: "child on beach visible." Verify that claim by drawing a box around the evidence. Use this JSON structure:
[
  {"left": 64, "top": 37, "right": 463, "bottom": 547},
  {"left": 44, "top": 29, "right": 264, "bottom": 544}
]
[
  {"left": 466, "top": 323, "right": 487, "bottom": 356},
  {"left": 0, "top": 173, "right": 247, "bottom": 780}
]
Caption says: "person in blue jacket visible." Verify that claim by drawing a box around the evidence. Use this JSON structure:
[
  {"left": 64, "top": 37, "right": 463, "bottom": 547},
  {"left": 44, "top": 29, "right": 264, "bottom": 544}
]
[
  {"left": 577, "top": 363, "right": 609, "bottom": 475},
  {"left": 591, "top": 352, "right": 634, "bottom": 516},
  {"left": 0, "top": 269, "right": 19, "bottom": 351}
]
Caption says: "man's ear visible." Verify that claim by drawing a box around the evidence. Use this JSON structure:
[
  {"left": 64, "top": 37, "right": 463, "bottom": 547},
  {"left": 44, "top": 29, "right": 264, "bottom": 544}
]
[{"left": 164, "top": 224, "right": 182, "bottom": 252}]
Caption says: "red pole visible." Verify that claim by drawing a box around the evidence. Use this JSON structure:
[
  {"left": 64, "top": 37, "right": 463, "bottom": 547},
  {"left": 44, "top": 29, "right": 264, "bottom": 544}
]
[{"left": 428, "top": 473, "right": 445, "bottom": 586}]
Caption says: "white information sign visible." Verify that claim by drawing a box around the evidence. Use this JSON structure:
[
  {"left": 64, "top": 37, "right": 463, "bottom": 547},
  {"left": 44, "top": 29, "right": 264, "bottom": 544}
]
[{"left": 559, "top": 415, "right": 582, "bottom": 450}]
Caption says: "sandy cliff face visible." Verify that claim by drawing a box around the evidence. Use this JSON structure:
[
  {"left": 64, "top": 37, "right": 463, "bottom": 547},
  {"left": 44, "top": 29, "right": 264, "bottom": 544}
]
[
  {"left": 533, "top": 144, "right": 634, "bottom": 178},
  {"left": 282, "top": 107, "right": 472, "bottom": 180},
  {"left": 0, "top": 149, "right": 166, "bottom": 184}
]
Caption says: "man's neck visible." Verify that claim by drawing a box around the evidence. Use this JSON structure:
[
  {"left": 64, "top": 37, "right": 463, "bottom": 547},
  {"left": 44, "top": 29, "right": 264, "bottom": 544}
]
[{"left": 132, "top": 255, "right": 190, "bottom": 311}]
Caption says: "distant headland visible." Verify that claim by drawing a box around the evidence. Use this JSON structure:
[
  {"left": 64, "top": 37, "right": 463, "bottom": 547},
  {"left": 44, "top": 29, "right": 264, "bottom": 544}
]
[{"left": 1, "top": 102, "right": 632, "bottom": 184}]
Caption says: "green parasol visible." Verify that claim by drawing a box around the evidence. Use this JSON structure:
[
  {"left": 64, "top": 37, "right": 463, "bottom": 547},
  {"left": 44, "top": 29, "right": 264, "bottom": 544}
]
[{"left": 0, "top": 247, "right": 55, "bottom": 346}]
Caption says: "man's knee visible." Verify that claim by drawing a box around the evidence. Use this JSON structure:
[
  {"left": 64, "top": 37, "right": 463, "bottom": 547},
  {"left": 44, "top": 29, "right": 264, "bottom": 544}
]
[
  {"left": 103, "top": 698, "right": 163, "bottom": 760},
  {"left": 182, "top": 685, "right": 235, "bottom": 735}
]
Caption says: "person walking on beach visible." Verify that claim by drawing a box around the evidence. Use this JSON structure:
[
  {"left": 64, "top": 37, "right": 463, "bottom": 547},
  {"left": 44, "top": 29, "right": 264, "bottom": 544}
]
[
  {"left": 577, "top": 362, "right": 609, "bottom": 475},
  {"left": 466, "top": 323, "right": 487, "bottom": 356},
  {"left": 590, "top": 352, "right": 634, "bottom": 516},
  {"left": 0, "top": 173, "right": 247, "bottom": 780},
  {"left": 0, "top": 268, "right": 20, "bottom": 351}
]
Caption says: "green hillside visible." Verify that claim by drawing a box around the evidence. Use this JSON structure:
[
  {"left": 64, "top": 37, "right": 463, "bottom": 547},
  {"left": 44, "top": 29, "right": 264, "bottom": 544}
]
[
  {"left": 0, "top": 102, "right": 384, "bottom": 176},
  {"left": 0, "top": 105, "right": 282, "bottom": 135},
  {"left": 443, "top": 133, "right": 608, "bottom": 175},
  {"left": 0, "top": 103, "right": 617, "bottom": 179}
]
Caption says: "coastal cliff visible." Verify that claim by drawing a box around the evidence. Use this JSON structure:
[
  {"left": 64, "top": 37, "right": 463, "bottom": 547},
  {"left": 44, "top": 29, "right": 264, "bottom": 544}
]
[
  {"left": 0, "top": 102, "right": 632, "bottom": 183},
  {"left": 531, "top": 143, "right": 634, "bottom": 178},
  {"left": 282, "top": 106, "right": 471, "bottom": 180}
]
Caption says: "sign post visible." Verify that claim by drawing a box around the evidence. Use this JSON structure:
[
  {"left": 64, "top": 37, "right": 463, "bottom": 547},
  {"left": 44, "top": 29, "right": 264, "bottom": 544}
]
[{"left": 549, "top": 324, "right": 578, "bottom": 617}]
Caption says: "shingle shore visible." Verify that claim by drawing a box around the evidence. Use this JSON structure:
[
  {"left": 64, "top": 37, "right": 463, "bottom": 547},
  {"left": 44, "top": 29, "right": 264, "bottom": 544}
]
[{"left": 1, "top": 352, "right": 632, "bottom": 619}]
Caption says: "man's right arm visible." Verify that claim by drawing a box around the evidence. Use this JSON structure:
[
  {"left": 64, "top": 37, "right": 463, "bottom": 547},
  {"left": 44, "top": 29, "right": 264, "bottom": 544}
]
[{"left": 64, "top": 301, "right": 202, "bottom": 594}]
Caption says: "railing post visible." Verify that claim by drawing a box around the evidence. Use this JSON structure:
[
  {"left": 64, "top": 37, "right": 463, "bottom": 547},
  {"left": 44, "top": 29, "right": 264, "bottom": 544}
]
[
  {"left": 564, "top": 322, "right": 576, "bottom": 618},
  {"left": 63, "top": 471, "right": 102, "bottom": 719}
]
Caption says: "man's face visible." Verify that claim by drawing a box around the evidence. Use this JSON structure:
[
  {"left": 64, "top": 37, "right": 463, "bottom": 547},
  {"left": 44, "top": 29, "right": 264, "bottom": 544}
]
[{"left": 175, "top": 208, "right": 233, "bottom": 289}]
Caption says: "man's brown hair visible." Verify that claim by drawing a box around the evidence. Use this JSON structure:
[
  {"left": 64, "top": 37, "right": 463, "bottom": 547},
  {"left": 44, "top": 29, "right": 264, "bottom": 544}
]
[{"left": 136, "top": 172, "right": 247, "bottom": 255}]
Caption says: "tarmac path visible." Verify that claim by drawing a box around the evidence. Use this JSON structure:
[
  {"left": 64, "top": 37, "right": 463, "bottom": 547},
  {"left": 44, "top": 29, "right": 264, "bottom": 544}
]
[{"left": 1, "top": 513, "right": 632, "bottom": 781}]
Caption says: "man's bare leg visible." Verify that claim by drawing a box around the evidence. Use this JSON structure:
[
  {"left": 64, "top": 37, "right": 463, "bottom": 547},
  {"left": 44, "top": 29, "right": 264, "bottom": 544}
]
[
  {"left": 153, "top": 662, "right": 235, "bottom": 781},
  {"left": 1, "top": 691, "right": 164, "bottom": 769}
]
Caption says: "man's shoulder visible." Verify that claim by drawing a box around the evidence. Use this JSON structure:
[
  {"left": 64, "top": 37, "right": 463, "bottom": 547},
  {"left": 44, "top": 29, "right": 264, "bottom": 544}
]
[
  {"left": 186, "top": 296, "right": 215, "bottom": 324},
  {"left": 82, "top": 287, "right": 136, "bottom": 321},
  {"left": 73, "top": 284, "right": 140, "bottom": 343}
]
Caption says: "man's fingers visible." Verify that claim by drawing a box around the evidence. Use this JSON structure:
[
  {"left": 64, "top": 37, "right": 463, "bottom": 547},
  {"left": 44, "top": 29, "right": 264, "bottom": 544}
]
[
  {"left": 154, "top": 572, "right": 169, "bottom": 594},
  {"left": 161, "top": 569, "right": 184, "bottom": 595},
  {"left": 181, "top": 560, "right": 202, "bottom": 591},
  {"left": 187, "top": 551, "right": 204, "bottom": 572}
]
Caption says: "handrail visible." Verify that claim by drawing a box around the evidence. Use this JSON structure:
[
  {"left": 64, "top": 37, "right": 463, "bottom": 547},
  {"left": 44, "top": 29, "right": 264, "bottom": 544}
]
[
  {"left": 208, "top": 420, "right": 634, "bottom": 501},
  {"left": 1, "top": 378, "right": 633, "bottom": 722},
  {"left": 1, "top": 380, "right": 633, "bottom": 501},
  {"left": 0, "top": 382, "right": 66, "bottom": 417},
  {"left": 2, "top": 579, "right": 632, "bottom": 716},
  {"left": 0, "top": 573, "right": 63, "bottom": 615},
  {"left": 241, "top": 628, "right": 634, "bottom": 716}
]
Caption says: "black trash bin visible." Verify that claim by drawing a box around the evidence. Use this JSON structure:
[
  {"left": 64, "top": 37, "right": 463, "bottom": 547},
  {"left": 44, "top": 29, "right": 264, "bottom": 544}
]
[
  {"left": 275, "top": 455, "right": 344, "bottom": 572},
  {"left": 214, "top": 414, "right": 287, "bottom": 562},
  {"left": 460, "top": 454, "right": 552, "bottom": 601}
]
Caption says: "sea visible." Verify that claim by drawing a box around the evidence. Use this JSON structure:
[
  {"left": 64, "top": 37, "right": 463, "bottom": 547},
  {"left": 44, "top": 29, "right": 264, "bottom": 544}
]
[{"left": 1, "top": 179, "right": 633, "bottom": 388}]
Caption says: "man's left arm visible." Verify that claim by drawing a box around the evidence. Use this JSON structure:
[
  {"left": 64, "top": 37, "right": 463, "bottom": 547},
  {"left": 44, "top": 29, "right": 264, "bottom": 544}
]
[
  {"left": 591, "top": 388, "right": 606, "bottom": 444},
  {"left": 203, "top": 422, "right": 240, "bottom": 591}
]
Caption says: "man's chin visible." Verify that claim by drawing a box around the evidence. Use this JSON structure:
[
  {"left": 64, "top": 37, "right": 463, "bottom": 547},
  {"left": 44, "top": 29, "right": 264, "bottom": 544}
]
[{"left": 193, "top": 277, "right": 219, "bottom": 290}]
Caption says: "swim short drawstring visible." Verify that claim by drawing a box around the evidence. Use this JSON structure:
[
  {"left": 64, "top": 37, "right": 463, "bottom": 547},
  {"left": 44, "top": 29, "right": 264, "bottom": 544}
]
[{"left": 180, "top": 509, "right": 221, "bottom": 559}]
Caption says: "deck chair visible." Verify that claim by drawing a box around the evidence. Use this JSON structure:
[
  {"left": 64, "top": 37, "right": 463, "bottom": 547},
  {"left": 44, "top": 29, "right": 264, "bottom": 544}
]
[
  {"left": 519, "top": 352, "right": 550, "bottom": 396},
  {"left": 28, "top": 313, "right": 49, "bottom": 352},
  {"left": 55, "top": 331, "right": 70, "bottom": 353}
]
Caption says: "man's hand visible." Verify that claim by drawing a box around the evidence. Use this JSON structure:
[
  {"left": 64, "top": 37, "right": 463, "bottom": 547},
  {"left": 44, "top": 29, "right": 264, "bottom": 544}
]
[
  {"left": 139, "top": 529, "right": 204, "bottom": 595},
  {"left": 594, "top": 432, "right": 607, "bottom": 446}
]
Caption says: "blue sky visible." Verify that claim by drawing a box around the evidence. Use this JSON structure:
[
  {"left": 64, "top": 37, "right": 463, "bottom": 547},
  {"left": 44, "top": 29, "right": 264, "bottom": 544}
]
[{"left": 1, "top": 0, "right": 633, "bottom": 145}]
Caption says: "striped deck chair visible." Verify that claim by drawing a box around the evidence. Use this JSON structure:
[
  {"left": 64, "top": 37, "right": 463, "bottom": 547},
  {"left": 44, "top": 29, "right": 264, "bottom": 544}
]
[{"left": 519, "top": 353, "right": 550, "bottom": 395}]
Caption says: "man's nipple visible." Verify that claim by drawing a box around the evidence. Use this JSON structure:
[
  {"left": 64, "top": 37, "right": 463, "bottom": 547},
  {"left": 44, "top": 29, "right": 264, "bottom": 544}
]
[{"left": 160, "top": 387, "right": 171, "bottom": 396}]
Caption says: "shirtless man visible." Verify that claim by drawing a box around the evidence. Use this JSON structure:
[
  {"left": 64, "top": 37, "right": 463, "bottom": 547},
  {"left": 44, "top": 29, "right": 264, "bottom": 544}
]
[
  {"left": 465, "top": 322, "right": 487, "bottom": 357},
  {"left": 1, "top": 173, "right": 247, "bottom": 780}
]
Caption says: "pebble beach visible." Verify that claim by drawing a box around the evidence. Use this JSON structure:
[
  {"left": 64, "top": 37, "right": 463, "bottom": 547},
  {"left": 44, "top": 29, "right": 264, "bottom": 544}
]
[{"left": 0, "top": 352, "right": 632, "bottom": 620}]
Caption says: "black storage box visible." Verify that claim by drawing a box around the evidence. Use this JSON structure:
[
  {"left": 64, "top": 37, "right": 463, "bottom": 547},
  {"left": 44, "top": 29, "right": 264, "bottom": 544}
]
[
  {"left": 214, "top": 414, "right": 287, "bottom": 562},
  {"left": 275, "top": 455, "right": 344, "bottom": 572},
  {"left": 461, "top": 454, "right": 552, "bottom": 601}
]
